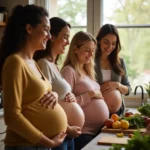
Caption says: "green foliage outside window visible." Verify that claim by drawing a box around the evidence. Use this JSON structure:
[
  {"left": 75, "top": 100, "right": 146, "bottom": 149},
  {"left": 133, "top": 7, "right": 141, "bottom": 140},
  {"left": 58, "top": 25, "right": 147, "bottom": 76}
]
[{"left": 56, "top": 0, "right": 150, "bottom": 90}]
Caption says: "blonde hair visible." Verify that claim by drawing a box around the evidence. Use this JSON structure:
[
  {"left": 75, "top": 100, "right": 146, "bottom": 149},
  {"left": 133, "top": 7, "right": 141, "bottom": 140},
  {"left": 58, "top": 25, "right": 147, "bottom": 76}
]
[{"left": 63, "top": 31, "right": 96, "bottom": 80}]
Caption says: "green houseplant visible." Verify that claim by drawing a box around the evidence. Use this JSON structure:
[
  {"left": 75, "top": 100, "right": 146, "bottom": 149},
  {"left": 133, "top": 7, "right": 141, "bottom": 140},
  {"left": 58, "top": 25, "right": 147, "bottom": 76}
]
[{"left": 145, "top": 82, "right": 150, "bottom": 103}]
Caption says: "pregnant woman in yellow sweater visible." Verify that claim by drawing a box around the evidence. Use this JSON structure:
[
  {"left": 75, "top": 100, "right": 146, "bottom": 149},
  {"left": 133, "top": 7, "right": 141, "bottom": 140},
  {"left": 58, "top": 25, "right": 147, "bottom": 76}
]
[{"left": 0, "top": 4, "right": 67, "bottom": 150}]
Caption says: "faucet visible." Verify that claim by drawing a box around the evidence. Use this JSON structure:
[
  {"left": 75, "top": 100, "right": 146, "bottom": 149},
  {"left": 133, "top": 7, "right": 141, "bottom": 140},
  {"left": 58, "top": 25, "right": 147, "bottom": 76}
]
[{"left": 134, "top": 85, "right": 144, "bottom": 106}]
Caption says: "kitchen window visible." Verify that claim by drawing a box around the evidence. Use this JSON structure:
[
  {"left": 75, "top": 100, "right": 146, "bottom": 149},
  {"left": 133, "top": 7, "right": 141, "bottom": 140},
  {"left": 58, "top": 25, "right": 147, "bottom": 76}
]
[{"left": 48, "top": 0, "right": 150, "bottom": 99}]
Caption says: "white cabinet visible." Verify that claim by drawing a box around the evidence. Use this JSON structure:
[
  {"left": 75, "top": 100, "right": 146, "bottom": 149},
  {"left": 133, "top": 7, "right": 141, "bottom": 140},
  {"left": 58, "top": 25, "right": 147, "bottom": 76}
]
[{"left": 0, "top": 113, "right": 6, "bottom": 150}]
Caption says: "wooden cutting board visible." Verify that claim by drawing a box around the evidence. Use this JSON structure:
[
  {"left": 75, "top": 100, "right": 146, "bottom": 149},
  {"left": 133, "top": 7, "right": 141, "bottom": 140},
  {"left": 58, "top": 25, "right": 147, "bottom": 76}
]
[
  {"left": 101, "top": 126, "right": 146, "bottom": 133},
  {"left": 97, "top": 136, "right": 129, "bottom": 145}
]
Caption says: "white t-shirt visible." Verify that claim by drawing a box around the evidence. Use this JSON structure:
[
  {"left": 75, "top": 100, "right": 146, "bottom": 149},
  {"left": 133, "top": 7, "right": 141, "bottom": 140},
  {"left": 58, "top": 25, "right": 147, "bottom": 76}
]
[
  {"left": 101, "top": 69, "right": 111, "bottom": 82},
  {"left": 37, "top": 58, "right": 71, "bottom": 100}
]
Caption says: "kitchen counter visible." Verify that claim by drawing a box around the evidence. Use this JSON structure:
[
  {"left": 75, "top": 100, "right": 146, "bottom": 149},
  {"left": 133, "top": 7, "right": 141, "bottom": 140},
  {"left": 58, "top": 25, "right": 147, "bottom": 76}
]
[
  {"left": 82, "top": 108, "right": 138, "bottom": 150},
  {"left": 82, "top": 132, "right": 113, "bottom": 150}
]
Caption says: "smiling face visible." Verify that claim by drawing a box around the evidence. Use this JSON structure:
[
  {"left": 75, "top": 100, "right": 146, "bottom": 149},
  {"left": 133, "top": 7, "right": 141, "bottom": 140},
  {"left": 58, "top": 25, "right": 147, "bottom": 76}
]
[
  {"left": 51, "top": 25, "right": 70, "bottom": 55},
  {"left": 99, "top": 33, "right": 117, "bottom": 57},
  {"left": 74, "top": 41, "right": 96, "bottom": 65},
  {"left": 27, "top": 16, "right": 51, "bottom": 51}
]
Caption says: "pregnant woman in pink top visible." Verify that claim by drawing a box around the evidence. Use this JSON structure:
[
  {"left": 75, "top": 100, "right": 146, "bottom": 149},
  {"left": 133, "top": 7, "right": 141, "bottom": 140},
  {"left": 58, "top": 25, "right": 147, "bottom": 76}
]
[{"left": 61, "top": 31, "right": 109, "bottom": 150}]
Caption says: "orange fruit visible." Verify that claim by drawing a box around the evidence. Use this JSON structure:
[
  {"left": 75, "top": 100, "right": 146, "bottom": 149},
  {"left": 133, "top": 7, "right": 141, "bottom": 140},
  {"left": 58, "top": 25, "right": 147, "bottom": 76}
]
[
  {"left": 111, "top": 114, "right": 119, "bottom": 122},
  {"left": 121, "top": 120, "right": 129, "bottom": 129}
]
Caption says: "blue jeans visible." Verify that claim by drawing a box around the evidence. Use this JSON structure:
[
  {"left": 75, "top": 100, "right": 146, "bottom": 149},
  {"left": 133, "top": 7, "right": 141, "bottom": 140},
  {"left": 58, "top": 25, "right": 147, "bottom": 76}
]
[
  {"left": 5, "top": 146, "right": 51, "bottom": 150},
  {"left": 74, "top": 134, "right": 95, "bottom": 150},
  {"left": 52, "top": 137, "right": 74, "bottom": 150}
]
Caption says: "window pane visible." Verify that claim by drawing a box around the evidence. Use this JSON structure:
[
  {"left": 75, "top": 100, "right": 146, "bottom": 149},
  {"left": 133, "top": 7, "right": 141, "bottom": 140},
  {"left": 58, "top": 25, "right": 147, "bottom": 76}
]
[
  {"left": 118, "top": 28, "right": 150, "bottom": 90},
  {"left": 57, "top": 0, "right": 87, "bottom": 26},
  {"left": 103, "top": 0, "right": 150, "bottom": 25},
  {"left": 50, "top": 0, "right": 87, "bottom": 67},
  {"left": 70, "top": 28, "right": 86, "bottom": 37}
]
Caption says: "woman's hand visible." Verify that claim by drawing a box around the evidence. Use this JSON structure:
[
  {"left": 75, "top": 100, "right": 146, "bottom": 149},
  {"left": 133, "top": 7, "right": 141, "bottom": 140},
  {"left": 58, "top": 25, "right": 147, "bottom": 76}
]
[
  {"left": 39, "top": 91, "right": 58, "bottom": 108},
  {"left": 67, "top": 125, "right": 81, "bottom": 138},
  {"left": 50, "top": 132, "right": 67, "bottom": 147},
  {"left": 101, "top": 81, "right": 120, "bottom": 92},
  {"left": 88, "top": 90, "right": 104, "bottom": 99},
  {"left": 65, "top": 92, "right": 77, "bottom": 102},
  {"left": 38, "top": 132, "right": 66, "bottom": 148}
]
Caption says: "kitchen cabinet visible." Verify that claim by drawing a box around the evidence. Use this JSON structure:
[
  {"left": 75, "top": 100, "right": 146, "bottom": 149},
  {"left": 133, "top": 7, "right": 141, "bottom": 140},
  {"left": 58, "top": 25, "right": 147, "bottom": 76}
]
[{"left": 0, "top": 110, "right": 6, "bottom": 150}]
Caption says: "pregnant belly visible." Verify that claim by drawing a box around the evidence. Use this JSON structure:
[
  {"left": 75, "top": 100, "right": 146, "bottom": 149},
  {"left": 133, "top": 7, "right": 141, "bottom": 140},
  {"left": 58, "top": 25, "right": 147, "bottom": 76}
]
[
  {"left": 59, "top": 101, "right": 85, "bottom": 128},
  {"left": 83, "top": 99, "right": 109, "bottom": 128},
  {"left": 102, "top": 90, "right": 122, "bottom": 113},
  {"left": 23, "top": 103, "right": 67, "bottom": 138}
]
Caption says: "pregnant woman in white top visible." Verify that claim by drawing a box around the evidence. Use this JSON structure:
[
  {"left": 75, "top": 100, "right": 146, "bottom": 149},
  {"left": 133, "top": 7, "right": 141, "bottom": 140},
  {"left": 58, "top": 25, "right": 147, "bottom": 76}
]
[{"left": 34, "top": 17, "right": 85, "bottom": 150}]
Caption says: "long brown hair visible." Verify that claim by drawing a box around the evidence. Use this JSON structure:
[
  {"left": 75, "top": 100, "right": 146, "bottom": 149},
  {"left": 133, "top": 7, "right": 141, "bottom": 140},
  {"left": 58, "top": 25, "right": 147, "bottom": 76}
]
[
  {"left": 34, "top": 17, "right": 71, "bottom": 64},
  {"left": 0, "top": 4, "right": 49, "bottom": 84},
  {"left": 95, "top": 24, "right": 125, "bottom": 77},
  {"left": 63, "top": 31, "right": 97, "bottom": 80}
]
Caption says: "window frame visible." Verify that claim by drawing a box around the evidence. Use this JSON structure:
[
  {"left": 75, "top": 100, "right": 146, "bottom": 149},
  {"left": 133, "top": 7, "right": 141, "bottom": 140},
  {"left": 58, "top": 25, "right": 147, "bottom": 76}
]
[
  {"left": 47, "top": 0, "right": 149, "bottom": 106},
  {"left": 87, "top": 0, "right": 150, "bottom": 104}
]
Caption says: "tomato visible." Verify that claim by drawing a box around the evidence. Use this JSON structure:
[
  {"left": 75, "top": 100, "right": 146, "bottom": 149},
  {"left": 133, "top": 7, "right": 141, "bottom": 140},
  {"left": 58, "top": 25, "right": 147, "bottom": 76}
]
[
  {"left": 104, "top": 119, "right": 114, "bottom": 128},
  {"left": 141, "top": 116, "right": 149, "bottom": 127},
  {"left": 128, "top": 134, "right": 133, "bottom": 138},
  {"left": 125, "top": 112, "right": 133, "bottom": 117},
  {"left": 145, "top": 118, "right": 150, "bottom": 127}
]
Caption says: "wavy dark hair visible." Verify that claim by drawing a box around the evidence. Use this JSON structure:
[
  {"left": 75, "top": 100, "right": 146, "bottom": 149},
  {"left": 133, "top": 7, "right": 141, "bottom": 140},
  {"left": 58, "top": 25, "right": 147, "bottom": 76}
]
[
  {"left": 34, "top": 17, "right": 71, "bottom": 64},
  {"left": 0, "top": 4, "right": 49, "bottom": 84},
  {"left": 95, "top": 24, "right": 125, "bottom": 77}
]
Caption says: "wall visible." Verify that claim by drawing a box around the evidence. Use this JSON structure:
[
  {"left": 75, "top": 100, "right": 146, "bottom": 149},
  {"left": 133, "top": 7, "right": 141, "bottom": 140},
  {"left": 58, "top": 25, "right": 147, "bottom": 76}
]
[
  {"left": 0, "top": 0, "right": 28, "bottom": 15},
  {"left": 0, "top": 0, "right": 29, "bottom": 42}
]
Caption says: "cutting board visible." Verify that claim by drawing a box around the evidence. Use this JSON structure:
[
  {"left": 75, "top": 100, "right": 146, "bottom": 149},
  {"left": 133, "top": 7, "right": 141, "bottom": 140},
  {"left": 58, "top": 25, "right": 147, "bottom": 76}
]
[
  {"left": 97, "top": 136, "right": 128, "bottom": 145},
  {"left": 101, "top": 126, "right": 146, "bottom": 133}
]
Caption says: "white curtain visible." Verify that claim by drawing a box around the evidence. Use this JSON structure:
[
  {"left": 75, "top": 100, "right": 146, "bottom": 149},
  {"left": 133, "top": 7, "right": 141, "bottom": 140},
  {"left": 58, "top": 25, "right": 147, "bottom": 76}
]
[{"left": 29, "top": 0, "right": 50, "bottom": 14}]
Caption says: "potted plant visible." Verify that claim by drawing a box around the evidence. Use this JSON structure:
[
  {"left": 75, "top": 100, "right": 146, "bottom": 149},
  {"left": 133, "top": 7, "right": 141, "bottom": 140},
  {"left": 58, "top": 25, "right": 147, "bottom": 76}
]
[{"left": 145, "top": 81, "right": 150, "bottom": 103}]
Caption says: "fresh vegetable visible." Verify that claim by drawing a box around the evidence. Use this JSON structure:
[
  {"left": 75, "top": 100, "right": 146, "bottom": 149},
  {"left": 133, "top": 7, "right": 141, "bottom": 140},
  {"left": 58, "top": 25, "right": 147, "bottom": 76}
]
[
  {"left": 125, "top": 112, "right": 133, "bottom": 117},
  {"left": 105, "top": 118, "right": 114, "bottom": 128},
  {"left": 145, "top": 81, "right": 150, "bottom": 98},
  {"left": 116, "top": 132, "right": 124, "bottom": 137},
  {"left": 120, "top": 115, "right": 145, "bottom": 128},
  {"left": 145, "top": 118, "right": 150, "bottom": 127},
  {"left": 138, "top": 104, "right": 150, "bottom": 117},
  {"left": 112, "top": 121, "right": 121, "bottom": 129},
  {"left": 111, "top": 114, "right": 119, "bottom": 122},
  {"left": 128, "top": 134, "right": 133, "bottom": 138},
  {"left": 120, "top": 120, "right": 129, "bottom": 129},
  {"left": 109, "top": 131, "right": 150, "bottom": 150}
]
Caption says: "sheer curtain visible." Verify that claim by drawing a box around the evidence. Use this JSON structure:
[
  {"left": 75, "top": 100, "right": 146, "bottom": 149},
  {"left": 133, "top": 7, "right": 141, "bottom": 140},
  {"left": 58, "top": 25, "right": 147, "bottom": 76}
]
[{"left": 29, "top": 0, "right": 50, "bottom": 14}]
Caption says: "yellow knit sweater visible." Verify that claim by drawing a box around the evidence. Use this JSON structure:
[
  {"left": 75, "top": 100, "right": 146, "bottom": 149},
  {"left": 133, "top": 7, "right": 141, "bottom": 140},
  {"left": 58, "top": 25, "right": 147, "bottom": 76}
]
[{"left": 2, "top": 54, "right": 67, "bottom": 146}]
